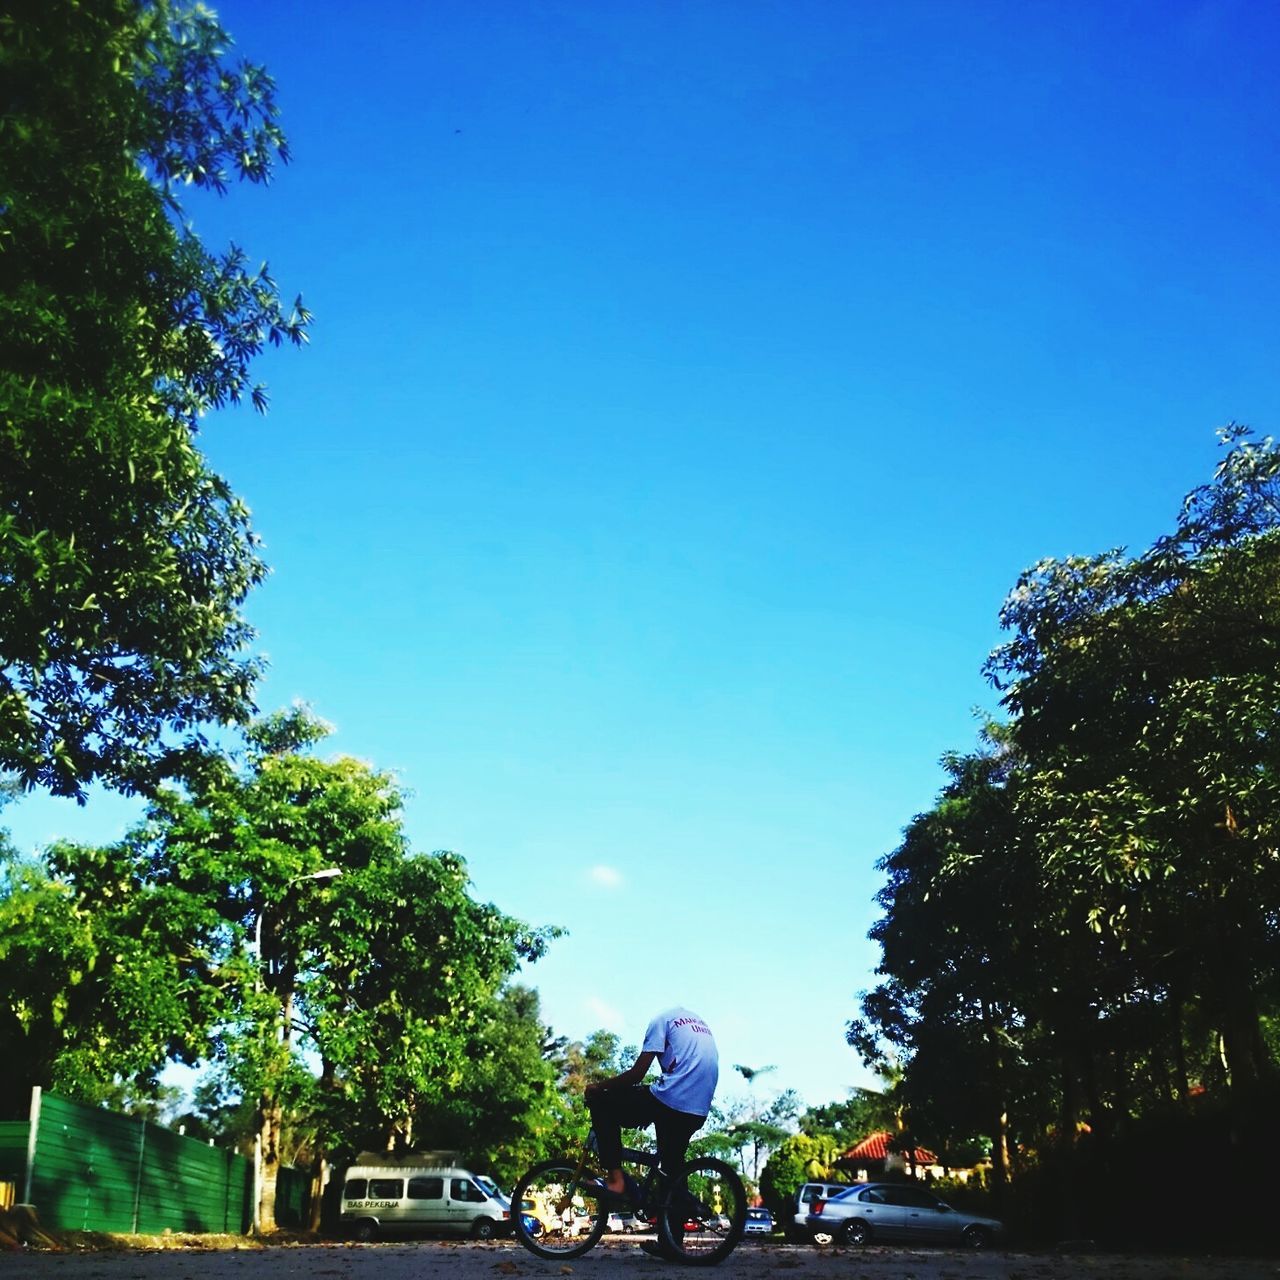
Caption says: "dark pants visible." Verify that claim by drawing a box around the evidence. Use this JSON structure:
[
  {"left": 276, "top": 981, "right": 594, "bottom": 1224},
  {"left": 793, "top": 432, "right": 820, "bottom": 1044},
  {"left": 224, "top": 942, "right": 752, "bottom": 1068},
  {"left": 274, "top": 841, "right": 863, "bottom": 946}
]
[{"left": 588, "top": 1085, "right": 705, "bottom": 1177}]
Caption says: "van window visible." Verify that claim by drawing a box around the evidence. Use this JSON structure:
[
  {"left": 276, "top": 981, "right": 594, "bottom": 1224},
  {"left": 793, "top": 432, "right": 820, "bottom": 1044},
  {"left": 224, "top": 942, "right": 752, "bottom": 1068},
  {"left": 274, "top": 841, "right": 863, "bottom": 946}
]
[
  {"left": 369, "top": 1178, "right": 404, "bottom": 1199},
  {"left": 344, "top": 1178, "right": 368, "bottom": 1200},
  {"left": 452, "top": 1178, "right": 485, "bottom": 1202},
  {"left": 408, "top": 1176, "right": 444, "bottom": 1200}
]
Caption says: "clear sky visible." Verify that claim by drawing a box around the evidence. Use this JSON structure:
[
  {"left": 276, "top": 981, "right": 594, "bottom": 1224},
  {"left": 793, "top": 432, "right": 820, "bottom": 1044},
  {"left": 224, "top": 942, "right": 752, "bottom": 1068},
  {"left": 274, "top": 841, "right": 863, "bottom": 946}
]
[{"left": 8, "top": 0, "right": 1280, "bottom": 1114}]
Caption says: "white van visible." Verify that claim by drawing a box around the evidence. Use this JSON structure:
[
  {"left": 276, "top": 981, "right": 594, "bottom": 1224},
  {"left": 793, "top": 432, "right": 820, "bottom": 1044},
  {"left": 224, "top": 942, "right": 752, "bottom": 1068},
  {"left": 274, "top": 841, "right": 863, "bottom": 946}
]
[{"left": 340, "top": 1162, "right": 510, "bottom": 1240}]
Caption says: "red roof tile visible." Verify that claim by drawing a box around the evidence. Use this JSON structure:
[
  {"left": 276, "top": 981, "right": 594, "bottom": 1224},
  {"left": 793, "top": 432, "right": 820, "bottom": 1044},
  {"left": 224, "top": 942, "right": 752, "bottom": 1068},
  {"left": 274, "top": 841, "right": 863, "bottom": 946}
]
[{"left": 841, "top": 1130, "right": 938, "bottom": 1165}]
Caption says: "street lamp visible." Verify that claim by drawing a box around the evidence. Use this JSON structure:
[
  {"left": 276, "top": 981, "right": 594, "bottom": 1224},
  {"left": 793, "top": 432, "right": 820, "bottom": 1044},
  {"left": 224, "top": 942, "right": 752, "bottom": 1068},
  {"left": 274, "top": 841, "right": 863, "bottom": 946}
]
[{"left": 253, "top": 867, "right": 344, "bottom": 958}]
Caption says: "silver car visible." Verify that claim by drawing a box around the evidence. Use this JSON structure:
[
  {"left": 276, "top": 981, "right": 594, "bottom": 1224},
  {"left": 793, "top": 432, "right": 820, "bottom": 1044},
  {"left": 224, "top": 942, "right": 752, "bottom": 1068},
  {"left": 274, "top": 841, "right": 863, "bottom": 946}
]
[{"left": 806, "top": 1182, "right": 1004, "bottom": 1249}]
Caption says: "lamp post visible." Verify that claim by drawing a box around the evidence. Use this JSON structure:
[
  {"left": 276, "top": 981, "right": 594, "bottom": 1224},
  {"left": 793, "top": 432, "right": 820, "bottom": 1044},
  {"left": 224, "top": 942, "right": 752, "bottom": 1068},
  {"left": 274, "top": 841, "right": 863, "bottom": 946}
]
[
  {"left": 253, "top": 867, "right": 344, "bottom": 963},
  {"left": 251, "top": 867, "right": 343, "bottom": 1234}
]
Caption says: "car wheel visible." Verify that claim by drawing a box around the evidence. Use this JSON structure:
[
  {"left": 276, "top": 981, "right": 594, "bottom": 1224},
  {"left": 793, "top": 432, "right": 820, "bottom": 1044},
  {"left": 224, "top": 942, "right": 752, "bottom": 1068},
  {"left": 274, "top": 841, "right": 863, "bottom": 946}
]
[
  {"left": 842, "top": 1219, "right": 871, "bottom": 1246},
  {"left": 353, "top": 1219, "right": 378, "bottom": 1243},
  {"left": 962, "top": 1225, "right": 992, "bottom": 1249},
  {"left": 472, "top": 1218, "right": 497, "bottom": 1240}
]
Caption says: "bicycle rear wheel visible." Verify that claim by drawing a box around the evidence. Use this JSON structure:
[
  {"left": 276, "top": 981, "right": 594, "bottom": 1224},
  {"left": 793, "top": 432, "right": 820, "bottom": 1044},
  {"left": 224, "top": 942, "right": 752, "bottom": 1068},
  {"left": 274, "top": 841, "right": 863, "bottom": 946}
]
[
  {"left": 657, "top": 1155, "right": 746, "bottom": 1265},
  {"left": 511, "top": 1159, "right": 608, "bottom": 1260}
]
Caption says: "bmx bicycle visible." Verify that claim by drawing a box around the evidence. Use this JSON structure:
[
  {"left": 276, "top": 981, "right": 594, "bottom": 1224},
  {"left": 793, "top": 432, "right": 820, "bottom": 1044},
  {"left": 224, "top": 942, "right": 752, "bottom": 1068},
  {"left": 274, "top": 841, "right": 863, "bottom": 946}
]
[{"left": 511, "top": 1129, "right": 747, "bottom": 1265}]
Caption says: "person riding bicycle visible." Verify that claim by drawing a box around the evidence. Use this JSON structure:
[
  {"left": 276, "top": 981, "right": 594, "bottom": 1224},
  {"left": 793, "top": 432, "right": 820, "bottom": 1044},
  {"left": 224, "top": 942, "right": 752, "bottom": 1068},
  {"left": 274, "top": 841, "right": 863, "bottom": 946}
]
[{"left": 584, "top": 1005, "right": 719, "bottom": 1207}]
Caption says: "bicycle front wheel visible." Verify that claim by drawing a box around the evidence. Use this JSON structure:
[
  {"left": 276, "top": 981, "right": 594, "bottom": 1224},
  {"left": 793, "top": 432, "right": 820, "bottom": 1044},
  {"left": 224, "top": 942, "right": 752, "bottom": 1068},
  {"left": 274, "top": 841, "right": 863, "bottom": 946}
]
[
  {"left": 511, "top": 1159, "right": 608, "bottom": 1259},
  {"left": 657, "top": 1155, "right": 747, "bottom": 1265}
]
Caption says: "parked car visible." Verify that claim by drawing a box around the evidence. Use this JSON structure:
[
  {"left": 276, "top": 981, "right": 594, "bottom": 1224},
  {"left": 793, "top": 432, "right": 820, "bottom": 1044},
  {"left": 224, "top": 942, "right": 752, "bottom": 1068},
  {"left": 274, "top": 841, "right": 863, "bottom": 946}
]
[
  {"left": 744, "top": 1207, "right": 774, "bottom": 1236},
  {"left": 790, "top": 1182, "right": 854, "bottom": 1243},
  {"left": 806, "top": 1182, "right": 1004, "bottom": 1249},
  {"left": 340, "top": 1163, "right": 511, "bottom": 1240}
]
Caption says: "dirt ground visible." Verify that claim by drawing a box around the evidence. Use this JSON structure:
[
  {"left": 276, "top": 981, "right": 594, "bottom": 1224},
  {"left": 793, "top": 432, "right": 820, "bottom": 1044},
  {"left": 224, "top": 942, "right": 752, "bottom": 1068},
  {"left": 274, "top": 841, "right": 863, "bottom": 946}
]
[{"left": 0, "top": 1238, "right": 1276, "bottom": 1280}]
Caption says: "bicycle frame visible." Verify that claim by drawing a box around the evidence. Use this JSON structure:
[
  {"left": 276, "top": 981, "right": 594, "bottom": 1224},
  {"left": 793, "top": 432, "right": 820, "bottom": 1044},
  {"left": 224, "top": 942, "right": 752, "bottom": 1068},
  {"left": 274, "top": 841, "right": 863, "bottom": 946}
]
[
  {"left": 549, "top": 1136, "right": 663, "bottom": 1219},
  {"left": 513, "top": 1127, "right": 746, "bottom": 1265}
]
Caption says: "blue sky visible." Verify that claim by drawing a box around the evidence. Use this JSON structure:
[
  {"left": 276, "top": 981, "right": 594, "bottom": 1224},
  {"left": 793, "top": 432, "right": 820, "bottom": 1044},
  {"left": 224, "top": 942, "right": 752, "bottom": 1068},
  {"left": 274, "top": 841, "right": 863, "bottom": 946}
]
[{"left": 8, "top": 0, "right": 1280, "bottom": 1113}]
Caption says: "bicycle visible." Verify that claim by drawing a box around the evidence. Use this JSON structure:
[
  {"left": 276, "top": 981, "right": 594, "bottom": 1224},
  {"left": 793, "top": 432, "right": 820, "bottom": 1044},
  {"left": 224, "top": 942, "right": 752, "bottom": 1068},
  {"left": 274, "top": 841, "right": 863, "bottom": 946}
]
[{"left": 511, "top": 1128, "right": 747, "bottom": 1265}]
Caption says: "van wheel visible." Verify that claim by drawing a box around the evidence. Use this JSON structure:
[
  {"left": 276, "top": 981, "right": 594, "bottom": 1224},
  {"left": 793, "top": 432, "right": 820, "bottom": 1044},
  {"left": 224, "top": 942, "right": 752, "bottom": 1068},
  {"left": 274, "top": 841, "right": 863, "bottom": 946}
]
[
  {"left": 353, "top": 1219, "right": 378, "bottom": 1243},
  {"left": 471, "top": 1218, "right": 497, "bottom": 1240}
]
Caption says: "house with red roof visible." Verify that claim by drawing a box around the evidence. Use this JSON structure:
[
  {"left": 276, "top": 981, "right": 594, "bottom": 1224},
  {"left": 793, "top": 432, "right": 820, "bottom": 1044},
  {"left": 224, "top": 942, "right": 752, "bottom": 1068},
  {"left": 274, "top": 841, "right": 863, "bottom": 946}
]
[{"left": 834, "top": 1130, "right": 980, "bottom": 1183}]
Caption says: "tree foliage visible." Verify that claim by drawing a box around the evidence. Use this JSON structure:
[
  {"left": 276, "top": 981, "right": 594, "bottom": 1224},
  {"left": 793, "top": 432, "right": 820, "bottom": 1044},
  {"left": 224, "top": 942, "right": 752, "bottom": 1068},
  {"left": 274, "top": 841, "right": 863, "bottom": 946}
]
[
  {"left": 412, "top": 985, "right": 567, "bottom": 1185},
  {"left": 0, "top": 0, "right": 308, "bottom": 797},
  {"left": 799, "top": 1089, "right": 892, "bottom": 1149},
  {"left": 851, "top": 426, "right": 1280, "bottom": 1245},
  {"left": 0, "top": 820, "right": 226, "bottom": 1107},
  {"left": 758, "top": 1132, "right": 838, "bottom": 1219},
  {"left": 0, "top": 709, "right": 556, "bottom": 1231}
]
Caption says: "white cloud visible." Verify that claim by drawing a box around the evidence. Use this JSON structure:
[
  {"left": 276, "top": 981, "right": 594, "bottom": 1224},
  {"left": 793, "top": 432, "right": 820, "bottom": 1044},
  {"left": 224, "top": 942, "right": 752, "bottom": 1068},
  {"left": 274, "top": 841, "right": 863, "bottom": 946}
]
[
  {"left": 588, "top": 864, "right": 624, "bottom": 889},
  {"left": 586, "top": 996, "right": 625, "bottom": 1032}
]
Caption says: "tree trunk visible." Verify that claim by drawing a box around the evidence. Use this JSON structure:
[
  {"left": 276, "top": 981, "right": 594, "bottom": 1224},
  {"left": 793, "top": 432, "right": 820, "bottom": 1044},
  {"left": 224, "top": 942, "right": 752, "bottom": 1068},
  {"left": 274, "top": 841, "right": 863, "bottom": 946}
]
[
  {"left": 1057, "top": 1046, "right": 1081, "bottom": 1243},
  {"left": 257, "top": 1093, "right": 284, "bottom": 1233},
  {"left": 1081, "top": 1040, "right": 1107, "bottom": 1138},
  {"left": 256, "top": 976, "right": 293, "bottom": 1233},
  {"left": 307, "top": 1057, "right": 340, "bottom": 1233},
  {"left": 1171, "top": 994, "right": 1190, "bottom": 1104},
  {"left": 1209, "top": 922, "right": 1271, "bottom": 1097},
  {"left": 980, "top": 1001, "right": 1010, "bottom": 1206},
  {"left": 307, "top": 1153, "right": 327, "bottom": 1233}
]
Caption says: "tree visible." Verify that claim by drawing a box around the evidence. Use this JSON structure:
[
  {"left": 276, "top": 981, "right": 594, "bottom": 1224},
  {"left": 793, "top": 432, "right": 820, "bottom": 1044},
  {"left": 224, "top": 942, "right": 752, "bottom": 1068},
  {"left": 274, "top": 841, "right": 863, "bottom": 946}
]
[
  {"left": 1, "top": 0, "right": 308, "bottom": 798},
  {"left": 799, "top": 1089, "right": 892, "bottom": 1150},
  {"left": 412, "top": 986, "right": 565, "bottom": 1185},
  {"left": 758, "top": 1132, "right": 838, "bottom": 1222},
  {"left": 854, "top": 427, "right": 1280, "bottom": 1245},
  {"left": 0, "top": 825, "right": 227, "bottom": 1109},
  {"left": 548, "top": 1029, "right": 629, "bottom": 1145},
  {"left": 715, "top": 1083, "right": 800, "bottom": 1185},
  {"left": 146, "top": 708, "right": 554, "bottom": 1231},
  {"left": 986, "top": 424, "right": 1280, "bottom": 1097},
  {"left": 850, "top": 747, "right": 1042, "bottom": 1196},
  {"left": 3, "top": 708, "right": 558, "bottom": 1231}
]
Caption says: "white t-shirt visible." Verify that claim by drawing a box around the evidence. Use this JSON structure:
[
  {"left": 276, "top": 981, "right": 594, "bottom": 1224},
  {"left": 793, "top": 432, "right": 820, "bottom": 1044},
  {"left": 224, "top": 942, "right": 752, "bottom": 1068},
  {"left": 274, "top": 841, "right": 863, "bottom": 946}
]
[{"left": 643, "top": 1006, "right": 719, "bottom": 1117}]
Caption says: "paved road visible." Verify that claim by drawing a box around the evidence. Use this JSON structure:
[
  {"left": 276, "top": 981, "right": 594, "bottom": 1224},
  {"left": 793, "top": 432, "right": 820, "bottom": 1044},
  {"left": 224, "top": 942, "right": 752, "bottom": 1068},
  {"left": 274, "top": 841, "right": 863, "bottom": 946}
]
[{"left": 1, "top": 1239, "right": 1276, "bottom": 1280}]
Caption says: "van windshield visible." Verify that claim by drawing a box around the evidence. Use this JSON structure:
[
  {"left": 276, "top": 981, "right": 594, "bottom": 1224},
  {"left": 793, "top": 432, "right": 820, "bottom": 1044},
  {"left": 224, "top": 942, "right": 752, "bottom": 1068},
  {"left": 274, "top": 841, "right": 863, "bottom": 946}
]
[{"left": 475, "top": 1176, "right": 506, "bottom": 1203}]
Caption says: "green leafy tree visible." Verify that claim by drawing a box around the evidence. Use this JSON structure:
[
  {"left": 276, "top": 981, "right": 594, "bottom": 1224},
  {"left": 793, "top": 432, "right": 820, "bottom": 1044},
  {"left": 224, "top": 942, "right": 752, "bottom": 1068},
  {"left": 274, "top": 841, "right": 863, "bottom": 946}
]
[
  {"left": 0, "top": 0, "right": 308, "bottom": 797},
  {"left": 758, "top": 1132, "right": 838, "bottom": 1221},
  {"left": 6, "top": 708, "right": 557, "bottom": 1232},
  {"left": 850, "top": 747, "right": 1047, "bottom": 1196},
  {"left": 799, "top": 1089, "right": 892, "bottom": 1149},
  {"left": 0, "top": 829, "right": 226, "bottom": 1108},
  {"left": 715, "top": 1087, "right": 800, "bottom": 1185},
  {"left": 411, "top": 985, "right": 565, "bottom": 1185},
  {"left": 987, "top": 425, "right": 1280, "bottom": 1097},
  {"left": 855, "top": 427, "right": 1280, "bottom": 1244},
  {"left": 547, "top": 1028, "right": 629, "bottom": 1142},
  {"left": 145, "top": 708, "right": 554, "bottom": 1231}
]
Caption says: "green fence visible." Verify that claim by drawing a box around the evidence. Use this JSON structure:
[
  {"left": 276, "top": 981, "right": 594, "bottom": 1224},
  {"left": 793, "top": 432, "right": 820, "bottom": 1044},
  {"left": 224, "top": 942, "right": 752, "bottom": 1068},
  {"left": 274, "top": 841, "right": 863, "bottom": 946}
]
[
  {"left": 0, "top": 1119, "right": 28, "bottom": 1204},
  {"left": 0, "top": 1121, "right": 28, "bottom": 1181},
  {"left": 27, "top": 1090, "right": 252, "bottom": 1233},
  {"left": 12, "top": 1090, "right": 312, "bottom": 1234}
]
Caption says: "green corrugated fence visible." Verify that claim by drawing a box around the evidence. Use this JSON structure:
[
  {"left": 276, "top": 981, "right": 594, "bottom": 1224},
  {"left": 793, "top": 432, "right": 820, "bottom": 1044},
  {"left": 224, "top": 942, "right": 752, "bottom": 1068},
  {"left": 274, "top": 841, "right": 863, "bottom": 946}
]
[
  {"left": 0, "top": 1119, "right": 28, "bottom": 1205},
  {"left": 17, "top": 1089, "right": 310, "bottom": 1235},
  {"left": 0, "top": 1121, "right": 28, "bottom": 1181}
]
